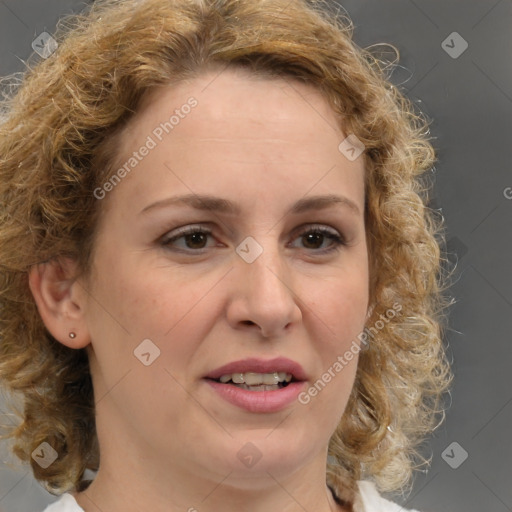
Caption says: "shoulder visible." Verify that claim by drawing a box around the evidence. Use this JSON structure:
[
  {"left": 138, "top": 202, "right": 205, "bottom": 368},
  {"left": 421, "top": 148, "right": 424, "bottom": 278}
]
[
  {"left": 355, "top": 481, "right": 421, "bottom": 512},
  {"left": 41, "top": 494, "right": 84, "bottom": 512}
]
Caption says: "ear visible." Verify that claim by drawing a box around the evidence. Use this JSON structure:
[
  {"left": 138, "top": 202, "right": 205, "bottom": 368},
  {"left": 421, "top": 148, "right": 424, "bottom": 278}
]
[{"left": 28, "top": 257, "right": 90, "bottom": 349}]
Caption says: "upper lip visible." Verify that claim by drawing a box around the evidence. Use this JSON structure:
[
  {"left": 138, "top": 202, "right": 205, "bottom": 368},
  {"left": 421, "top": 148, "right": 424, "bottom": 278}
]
[{"left": 204, "top": 357, "right": 307, "bottom": 381}]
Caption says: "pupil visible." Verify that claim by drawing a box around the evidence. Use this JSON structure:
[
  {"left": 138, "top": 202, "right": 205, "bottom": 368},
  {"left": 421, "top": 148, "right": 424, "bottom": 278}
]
[
  {"left": 304, "top": 232, "right": 322, "bottom": 248},
  {"left": 186, "top": 233, "right": 206, "bottom": 248}
]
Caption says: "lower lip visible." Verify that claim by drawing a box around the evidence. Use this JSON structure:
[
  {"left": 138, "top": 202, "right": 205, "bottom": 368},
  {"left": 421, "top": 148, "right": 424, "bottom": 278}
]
[{"left": 204, "top": 379, "right": 306, "bottom": 413}]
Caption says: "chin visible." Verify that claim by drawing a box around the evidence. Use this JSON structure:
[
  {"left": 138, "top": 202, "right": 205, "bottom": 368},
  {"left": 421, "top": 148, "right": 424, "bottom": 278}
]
[{"left": 204, "top": 432, "right": 319, "bottom": 484}]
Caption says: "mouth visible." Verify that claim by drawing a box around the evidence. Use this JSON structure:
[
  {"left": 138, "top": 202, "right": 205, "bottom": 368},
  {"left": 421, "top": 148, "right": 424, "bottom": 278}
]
[
  {"left": 206, "top": 371, "right": 297, "bottom": 391},
  {"left": 203, "top": 357, "right": 307, "bottom": 412},
  {"left": 204, "top": 357, "right": 307, "bottom": 387}
]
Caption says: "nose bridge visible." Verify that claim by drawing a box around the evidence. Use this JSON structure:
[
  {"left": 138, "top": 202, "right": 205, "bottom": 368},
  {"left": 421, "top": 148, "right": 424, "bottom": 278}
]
[
  {"left": 250, "top": 252, "right": 289, "bottom": 301},
  {"left": 231, "top": 234, "right": 301, "bottom": 335}
]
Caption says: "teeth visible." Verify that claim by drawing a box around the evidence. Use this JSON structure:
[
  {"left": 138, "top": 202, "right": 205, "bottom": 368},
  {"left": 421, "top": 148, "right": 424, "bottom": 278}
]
[
  {"left": 238, "top": 384, "right": 280, "bottom": 391},
  {"left": 262, "top": 373, "right": 279, "bottom": 385},
  {"left": 232, "top": 373, "right": 244, "bottom": 384},
  {"left": 217, "top": 372, "right": 293, "bottom": 385}
]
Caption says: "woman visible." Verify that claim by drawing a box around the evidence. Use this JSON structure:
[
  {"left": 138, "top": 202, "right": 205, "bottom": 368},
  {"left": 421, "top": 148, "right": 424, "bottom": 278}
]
[{"left": 0, "top": 0, "right": 452, "bottom": 511}]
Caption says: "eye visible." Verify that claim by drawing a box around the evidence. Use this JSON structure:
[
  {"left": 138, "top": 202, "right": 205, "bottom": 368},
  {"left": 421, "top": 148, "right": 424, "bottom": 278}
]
[
  {"left": 289, "top": 225, "right": 346, "bottom": 254},
  {"left": 160, "top": 225, "right": 215, "bottom": 252},
  {"left": 160, "top": 223, "right": 346, "bottom": 255}
]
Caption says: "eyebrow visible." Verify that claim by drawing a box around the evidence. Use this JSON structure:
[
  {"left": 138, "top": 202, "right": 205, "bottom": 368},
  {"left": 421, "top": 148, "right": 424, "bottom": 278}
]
[{"left": 140, "top": 193, "right": 361, "bottom": 216}]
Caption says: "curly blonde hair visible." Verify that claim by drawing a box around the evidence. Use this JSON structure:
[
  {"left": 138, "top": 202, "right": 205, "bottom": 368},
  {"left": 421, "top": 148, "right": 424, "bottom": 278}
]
[{"left": 0, "top": 0, "right": 452, "bottom": 501}]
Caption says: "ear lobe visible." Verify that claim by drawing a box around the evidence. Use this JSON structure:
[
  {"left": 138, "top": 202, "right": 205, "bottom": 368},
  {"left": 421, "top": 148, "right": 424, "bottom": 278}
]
[{"left": 28, "top": 258, "right": 90, "bottom": 349}]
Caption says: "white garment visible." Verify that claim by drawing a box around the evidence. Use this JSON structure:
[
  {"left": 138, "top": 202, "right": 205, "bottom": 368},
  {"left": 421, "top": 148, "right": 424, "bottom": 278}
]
[
  {"left": 42, "top": 481, "right": 419, "bottom": 512},
  {"left": 354, "top": 481, "right": 420, "bottom": 512},
  {"left": 42, "top": 494, "right": 83, "bottom": 512}
]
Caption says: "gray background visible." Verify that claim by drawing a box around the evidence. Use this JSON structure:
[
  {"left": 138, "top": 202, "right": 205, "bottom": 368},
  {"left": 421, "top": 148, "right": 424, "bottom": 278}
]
[{"left": 0, "top": 1, "right": 511, "bottom": 511}]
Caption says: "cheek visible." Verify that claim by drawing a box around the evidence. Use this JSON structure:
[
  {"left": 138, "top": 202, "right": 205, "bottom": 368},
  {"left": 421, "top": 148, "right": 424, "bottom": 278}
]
[
  {"left": 333, "top": 286, "right": 368, "bottom": 341},
  {"left": 90, "top": 250, "right": 201, "bottom": 333},
  {"left": 84, "top": 257, "right": 212, "bottom": 412},
  {"left": 309, "top": 270, "right": 369, "bottom": 346},
  {"left": 300, "top": 280, "right": 366, "bottom": 427},
  {"left": 93, "top": 260, "right": 219, "bottom": 370}
]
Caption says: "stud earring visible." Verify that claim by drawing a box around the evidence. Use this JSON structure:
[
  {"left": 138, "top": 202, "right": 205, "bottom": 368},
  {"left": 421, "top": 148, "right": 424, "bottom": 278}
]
[{"left": 69, "top": 332, "right": 76, "bottom": 339}]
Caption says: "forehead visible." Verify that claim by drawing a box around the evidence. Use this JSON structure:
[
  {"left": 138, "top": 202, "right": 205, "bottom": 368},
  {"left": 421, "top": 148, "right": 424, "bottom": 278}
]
[
  {"left": 101, "top": 67, "right": 365, "bottom": 219},
  {"left": 122, "top": 66, "right": 344, "bottom": 149}
]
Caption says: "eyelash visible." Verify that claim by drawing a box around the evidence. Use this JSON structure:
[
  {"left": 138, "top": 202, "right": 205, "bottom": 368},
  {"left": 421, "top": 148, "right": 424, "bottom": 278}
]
[{"left": 160, "top": 224, "right": 346, "bottom": 255}]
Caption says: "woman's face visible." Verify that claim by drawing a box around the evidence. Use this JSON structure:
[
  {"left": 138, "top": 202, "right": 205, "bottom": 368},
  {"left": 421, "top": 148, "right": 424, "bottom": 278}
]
[{"left": 79, "top": 67, "right": 369, "bottom": 487}]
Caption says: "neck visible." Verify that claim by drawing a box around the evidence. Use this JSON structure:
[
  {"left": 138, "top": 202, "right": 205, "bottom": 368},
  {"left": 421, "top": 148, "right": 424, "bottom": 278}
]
[{"left": 73, "top": 458, "right": 348, "bottom": 512}]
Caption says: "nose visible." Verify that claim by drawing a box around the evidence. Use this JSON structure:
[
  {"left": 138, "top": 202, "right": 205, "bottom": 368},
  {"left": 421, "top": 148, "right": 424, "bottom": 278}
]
[{"left": 226, "top": 239, "right": 303, "bottom": 338}]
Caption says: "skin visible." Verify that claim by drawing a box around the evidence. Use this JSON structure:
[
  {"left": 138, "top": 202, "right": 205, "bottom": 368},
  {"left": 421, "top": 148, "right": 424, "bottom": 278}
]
[{"left": 29, "top": 67, "right": 369, "bottom": 512}]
